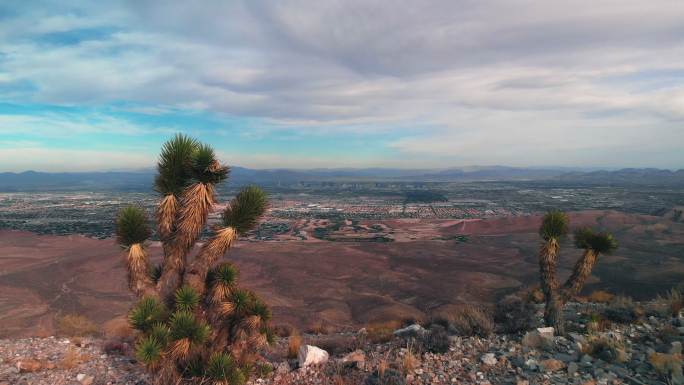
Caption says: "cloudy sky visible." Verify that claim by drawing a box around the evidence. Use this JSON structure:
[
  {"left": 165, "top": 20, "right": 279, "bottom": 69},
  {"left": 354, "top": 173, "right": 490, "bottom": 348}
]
[{"left": 1, "top": 0, "right": 683, "bottom": 171}]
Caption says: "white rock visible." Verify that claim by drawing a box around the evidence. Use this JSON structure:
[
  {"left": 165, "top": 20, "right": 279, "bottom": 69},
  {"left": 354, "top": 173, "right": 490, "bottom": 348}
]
[
  {"left": 76, "top": 373, "right": 86, "bottom": 381},
  {"left": 297, "top": 345, "right": 329, "bottom": 368},
  {"left": 536, "top": 327, "right": 555, "bottom": 338},
  {"left": 480, "top": 353, "right": 497, "bottom": 366}
]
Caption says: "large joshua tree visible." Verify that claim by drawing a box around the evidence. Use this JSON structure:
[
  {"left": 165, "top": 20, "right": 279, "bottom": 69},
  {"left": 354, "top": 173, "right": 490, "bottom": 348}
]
[
  {"left": 115, "top": 134, "right": 271, "bottom": 385},
  {"left": 537, "top": 211, "right": 618, "bottom": 335},
  {"left": 538, "top": 210, "right": 569, "bottom": 334}
]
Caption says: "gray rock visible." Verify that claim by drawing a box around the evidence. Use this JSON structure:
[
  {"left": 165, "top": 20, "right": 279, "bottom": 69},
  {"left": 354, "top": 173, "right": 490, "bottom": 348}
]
[
  {"left": 393, "top": 324, "right": 426, "bottom": 338},
  {"left": 567, "top": 362, "right": 578, "bottom": 376}
]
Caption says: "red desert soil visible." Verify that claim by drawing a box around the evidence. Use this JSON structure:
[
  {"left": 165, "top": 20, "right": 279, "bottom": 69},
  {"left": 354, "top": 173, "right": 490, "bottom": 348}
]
[{"left": 1, "top": 210, "right": 682, "bottom": 337}]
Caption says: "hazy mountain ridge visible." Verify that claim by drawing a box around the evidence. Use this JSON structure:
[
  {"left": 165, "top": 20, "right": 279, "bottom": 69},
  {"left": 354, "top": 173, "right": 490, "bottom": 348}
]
[{"left": 0, "top": 166, "right": 683, "bottom": 191}]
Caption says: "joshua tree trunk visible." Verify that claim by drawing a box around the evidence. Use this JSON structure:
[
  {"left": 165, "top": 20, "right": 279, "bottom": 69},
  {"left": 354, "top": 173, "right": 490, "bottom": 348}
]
[
  {"left": 539, "top": 239, "right": 564, "bottom": 334},
  {"left": 562, "top": 249, "right": 597, "bottom": 301},
  {"left": 184, "top": 227, "right": 237, "bottom": 295},
  {"left": 125, "top": 243, "right": 157, "bottom": 298},
  {"left": 158, "top": 182, "right": 215, "bottom": 302}
]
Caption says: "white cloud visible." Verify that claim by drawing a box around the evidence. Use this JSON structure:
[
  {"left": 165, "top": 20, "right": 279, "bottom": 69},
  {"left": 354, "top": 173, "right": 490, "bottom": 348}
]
[{"left": 0, "top": 0, "right": 683, "bottom": 167}]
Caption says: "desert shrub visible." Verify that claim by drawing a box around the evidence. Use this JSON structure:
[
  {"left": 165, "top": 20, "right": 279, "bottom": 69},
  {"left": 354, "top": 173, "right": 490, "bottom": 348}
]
[
  {"left": 657, "top": 324, "right": 681, "bottom": 344},
  {"left": 59, "top": 346, "right": 92, "bottom": 369},
  {"left": 586, "top": 313, "right": 612, "bottom": 333},
  {"left": 526, "top": 287, "right": 545, "bottom": 304},
  {"left": 287, "top": 333, "right": 302, "bottom": 359},
  {"left": 366, "top": 320, "right": 402, "bottom": 344},
  {"left": 448, "top": 305, "right": 493, "bottom": 337},
  {"left": 494, "top": 295, "right": 536, "bottom": 333},
  {"left": 317, "top": 335, "right": 357, "bottom": 355},
  {"left": 656, "top": 289, "right": 684, "bottom": 317},
  {"left": 401, "top": 342, "right": 420, "bottom": 375},
  {"left": 587, "top": 290, "right": 615, "bottom": 303},
  {"left": 57, "top": 314, "right": 99, "bottom": 337},
  {"left": 421, "top": 324, "right": 450, "bottom": 354},
  {"left": 582, "top": 335, "right": 628, "bottom": 363},
  {"left": 650, "top": 352, "right": 684, "bottom": 382},
  {"left": 364, "top": 368, "right": 406, "bottom": 385},
  {"left": 603, "top": 296, "right": 642, "bottom": 323},
  {"left": 103, "top": 340, "right": 128, "bottom": 355},
  {"left": 273, "top": 323, "right": 295, "bottom": 338}
]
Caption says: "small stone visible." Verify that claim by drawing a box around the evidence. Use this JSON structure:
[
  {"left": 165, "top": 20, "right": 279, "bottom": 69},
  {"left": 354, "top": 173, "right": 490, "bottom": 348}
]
[
  {"left": 77, "top": 373, "right": 86, "bottom": 381},
  {"left": 341, "top": 349, "right": 365, "bottom": 369},
  {"left": 671, "top": 341, "right": 682, "bottom": 355},
  {"left": 568, "top": 362, "right": 579, "bottom": 375},
  {"left": 80, "top": 376, "right": 94, "bottom": 385},
  {"left": 480, "top": 353, "right": 497, "bottom": 366}
]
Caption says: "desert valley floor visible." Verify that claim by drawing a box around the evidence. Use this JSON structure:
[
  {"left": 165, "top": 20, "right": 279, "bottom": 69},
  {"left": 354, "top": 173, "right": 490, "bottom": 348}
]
[{"left": 1, "top": 209, "right": 683, "bottom": 338}]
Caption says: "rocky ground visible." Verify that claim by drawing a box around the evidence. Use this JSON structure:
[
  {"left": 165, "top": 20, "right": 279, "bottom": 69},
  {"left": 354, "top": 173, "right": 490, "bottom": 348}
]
[{"left": 1, "top": 302, "right": 681, "bottom": 385}]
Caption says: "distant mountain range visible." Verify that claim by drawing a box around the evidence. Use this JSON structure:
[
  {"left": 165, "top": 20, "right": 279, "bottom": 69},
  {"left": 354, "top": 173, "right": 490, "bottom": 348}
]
[{"left": 0, "top": 166, "right": 682, "bottom": 191}]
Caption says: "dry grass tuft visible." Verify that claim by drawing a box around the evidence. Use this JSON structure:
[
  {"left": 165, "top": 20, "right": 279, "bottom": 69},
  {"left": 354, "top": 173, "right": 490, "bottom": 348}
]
[
  {"left": 649, "top": 352, "right": 683, "bottom": 381},
  {"left": 582, "top": 335, "right": 628, "bottom": 363},
  {"left": 447, "top": 304, "right": 493, "bottom": 337},
  {"left": 587, "top": 290, "right": 615, "bottom": 303},
  {"left": 366, "top": 320, "right": 402, "bottom": 344},
  {"left": 657, "top": 289, "right": 684, "bottom": 317},
  {"left": 287, "top": 333, "right": 302, "bottom": 359},
  {"left": 59, "top": 347, "right": 92, "bottom": 369},
  {"left": 401, "top": 342, "right": 420, "bottom": 375},
  {"left": 57, "top": 314, "right": 98, "bottom": 337},
  {"left": 102, "top": 317, "right": 135, "bottom": 341}
]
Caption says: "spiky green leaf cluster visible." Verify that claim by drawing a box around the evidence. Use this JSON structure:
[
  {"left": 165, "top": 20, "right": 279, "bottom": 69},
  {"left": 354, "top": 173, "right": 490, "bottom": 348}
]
[
  {"left": 192, "top": 143, "right": 229, "bottom": 184},
  {"left": 135, "top": 335, "right": 163, "bottom": 367},
  {"left": 539, "top": 210, "right": 569, "bottom": 241},
  {"left": 116, "top": 206, "right": 151, "bottom": 246},
  {"left": 574, "top": 227, "right": 618, "bottom": 254},
  {"left": 249, "top": 297, "right": 272, "bottom": 323},
  {"left": 208, "top": 263, "right": 239, "bottom": 287},
  {"left": 229, "top": 289, "right": 252, "bottom": 317},
  {"left": 222, "top": 186, "right": 268, "bottom": 234},
  {"left": 130, "top": 297, "right": 167, "bottom": 332},
  {"left": 206, "top": 352, "right": 246, "bottom": 385},
  {"left": 174, "top": 285, "right": 201, "bottom": 312},
  {"left": 149, "top": 322, "right": 171, "bottom": 346},
  {"left": 155, "top": 134, "right": 198, "bottom": 196},
  {"left": 169, "top": 310, "right": 210, "bottom": 345}
]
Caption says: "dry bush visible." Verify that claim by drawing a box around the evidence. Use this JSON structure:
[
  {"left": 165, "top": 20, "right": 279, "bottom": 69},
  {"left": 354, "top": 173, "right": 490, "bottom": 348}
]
[
  {"left": 287, "top": 333, "right": 302, "bottom": 359},
  {"left": 603, "top": 296, "right": 643, "bottom": 323},
  {"left": 493, "top": 295, "right": 536, "bottom": 334},
  {"left": 400, "top": 343, "right": 420, "bottom": 375},
  {"left": 657, "top": 324, "right": 681, "bottom": 344},
  {"left": 649, "top": 352, "right": 683, "bottom": 382},
  {"left": 421, "top": 325, "right": 450, "bottom": 354},
  {"left": 102, "top": 317, "right": 134, "bottom": 341},
  {"left": 273, "top": 323, "right": 295, "bottom": 338},
  {"left": 582, "top": 335, "right": 628, "bottom": 363},
  {"left": 586, "top": 313, "right": 612, "bottom": 333},
  {"left": 56, "top": 314, "right": 98, "bottom": 337},
  {"left": 59, "top": 347, "right": 92, "bottom": 369},
  {"left": 366, "top": 320, "right": 402, "bottom": 344},
  {"left": 587, "top": 290, "right": 615, "bottom": 303},
  {"left": 656, "top": 289, "right": 684, "bottom": 317},
  {"left": 316, "top": 335, "right": 357, "bottom": 355},
  {"left": 447, "top": 304, "right": 493, "bottom": 337},
  {"left": 527, "top": 287, "right": 545, "bottom": 304}
]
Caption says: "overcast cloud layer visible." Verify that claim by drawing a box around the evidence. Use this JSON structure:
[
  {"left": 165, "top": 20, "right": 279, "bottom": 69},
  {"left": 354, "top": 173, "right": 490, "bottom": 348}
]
[{"left": 0, "top": 0, "right": 683, "bottom": 171}]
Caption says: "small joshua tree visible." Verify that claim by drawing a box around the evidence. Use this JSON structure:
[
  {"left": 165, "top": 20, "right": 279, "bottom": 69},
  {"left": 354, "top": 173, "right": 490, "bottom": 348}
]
[
  {"left": 537, "top": 211, "right": 618, "bottom": 335},
  {"left": 116, "top": 134, "right": 271, "bottom": 385}
]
